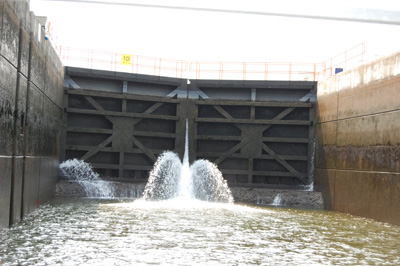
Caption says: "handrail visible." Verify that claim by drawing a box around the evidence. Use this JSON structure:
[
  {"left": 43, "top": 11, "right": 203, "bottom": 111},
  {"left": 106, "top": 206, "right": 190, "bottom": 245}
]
[
  {"left": 189, "top": 61, "right": 321, "bottom": 81},
  {"left": 58, "top": 43, "right": 365, "bottom": 81},
  {"left": 320, "top": 42, "right": 365, "bottom": 77},
  {"left": 59, "top": 47, "right": 189, "bottom": 79}
]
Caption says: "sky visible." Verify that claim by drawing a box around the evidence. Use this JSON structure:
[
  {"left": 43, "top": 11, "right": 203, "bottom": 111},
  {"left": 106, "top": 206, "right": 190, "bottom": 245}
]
[{"left": 29, "top": 0, "right": 400, "bottom": 75}]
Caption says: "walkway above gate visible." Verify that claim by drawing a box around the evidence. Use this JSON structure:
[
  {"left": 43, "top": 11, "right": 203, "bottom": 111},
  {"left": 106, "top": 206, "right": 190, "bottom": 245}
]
[{"left": 62, "top": 67, "right": 317, "bottom": 188}]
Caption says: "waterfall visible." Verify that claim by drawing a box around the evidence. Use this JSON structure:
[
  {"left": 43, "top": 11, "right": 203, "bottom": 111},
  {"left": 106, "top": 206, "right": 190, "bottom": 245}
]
[{"left": 178, "top": 119, "right": 193, "bottom": 198}]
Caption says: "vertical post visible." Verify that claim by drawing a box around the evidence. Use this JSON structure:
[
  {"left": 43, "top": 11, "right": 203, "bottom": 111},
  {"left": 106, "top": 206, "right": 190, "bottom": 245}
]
[
  {"left": 219, "top": 62, "right": 223, "bottom": 80},
  {"left": 159, "top": 58, "right": 162, "bottom": 76},
  {"left": 136, "top": 56, "right": 139, "bottom": 74},
  {"left": 154, "top": 58, "right": 157, "bottom": 76},
  {"left": 114, "top": 52, "right": 117, "bottom": 72},
  {"left": 90, "top": 50, "right": 93, "bottom": 69},
  {"left": 313, "top": 63, "right": 316, "bottom": 81}
]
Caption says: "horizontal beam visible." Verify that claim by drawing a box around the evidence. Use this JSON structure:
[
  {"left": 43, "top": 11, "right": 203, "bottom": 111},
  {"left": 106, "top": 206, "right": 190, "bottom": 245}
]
[
  {"left": 66, "top": 128, "right": 176, "bottom": 138},
  {"left": 191, "top": 80, "right": 316, "bottom": 89},
  {"left": 262, "top": 137, "right": 309, "bottom": 143},
  {"left": 67, "top": 89, "right": 180, "bottom": 103},
  {"left": 67, "top": 127, "right": 113, "bottom": 134},
  {"left": 221, "top": 169, "right": 307, "bottom": 178},
  {"left": 65, "top": 66, "right": 185, "bottom": 85},
  {"left": 195, "top": 117, "right": 311, "bottom": 125},
  {"left": 196, "top": 135, "right": 242, "bottom": 141},
  {"left": 196, "top": 152, "right": 308, "bottom": 161},
  {"left": 196, "top": 135, "right": 310, "bottom": 143},
  {"left": 227, "top": 182, "right": 308, "bottom": 189},
  {"left": 196, "top": 100, "right": 312, "bottom": 108},
  {"left": 67, "top": 108, "right": 179, "bottom": 121},
  {"left": 65, "top": 145, "right": 165, "bottom": 155},
  {"left": 133, "top": 131, "right": 176, "bottom": 139}
]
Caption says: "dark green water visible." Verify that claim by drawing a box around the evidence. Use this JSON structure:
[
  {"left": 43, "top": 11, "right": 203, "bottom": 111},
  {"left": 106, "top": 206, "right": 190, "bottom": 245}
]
[{"left": 1, "top": 198, "right": 399, "bottom": 265}]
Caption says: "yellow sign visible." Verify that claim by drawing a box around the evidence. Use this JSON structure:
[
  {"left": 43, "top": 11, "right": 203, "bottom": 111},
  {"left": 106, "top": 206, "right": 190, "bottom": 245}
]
[{"left": 121, "top": 54, "right": 132, "bottom": 66}]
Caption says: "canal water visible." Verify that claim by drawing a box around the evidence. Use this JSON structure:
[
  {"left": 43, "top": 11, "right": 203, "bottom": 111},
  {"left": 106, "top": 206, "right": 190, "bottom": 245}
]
[{"left": 1, "top": 198, "right": 399, "bottom": 265}]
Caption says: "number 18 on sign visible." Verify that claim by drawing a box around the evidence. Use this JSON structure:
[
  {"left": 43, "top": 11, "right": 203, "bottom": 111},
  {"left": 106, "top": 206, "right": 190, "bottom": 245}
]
[{"left": 122, "top": 54, "right": 132, "bottom": 66}]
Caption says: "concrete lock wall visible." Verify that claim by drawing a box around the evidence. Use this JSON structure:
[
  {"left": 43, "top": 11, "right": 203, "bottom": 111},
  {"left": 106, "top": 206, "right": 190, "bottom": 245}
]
[
  {"left": 0, "top": 0, "right": 64, "bottom": 228},
  {"left": 315, "top": 51, "right": 400, "bottom": 225}
]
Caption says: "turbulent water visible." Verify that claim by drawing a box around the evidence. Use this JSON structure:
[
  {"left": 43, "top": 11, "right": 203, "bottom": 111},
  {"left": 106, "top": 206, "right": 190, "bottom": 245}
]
[
  {"left": 1, "top": 199, "right": 400, "bottom": 266},
  {"left": 143, "top": 120, "right": 233, "bottom": 203},
  {"left": 142, "top": 151, "right": 233, "bottom": 203},
  {"left": 59, "top": 159, "right": 114, "bottom": 197}
]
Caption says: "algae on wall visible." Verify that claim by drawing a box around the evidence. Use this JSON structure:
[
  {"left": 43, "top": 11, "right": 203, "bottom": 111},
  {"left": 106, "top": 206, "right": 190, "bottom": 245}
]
[{"left": 0, "top": 0, "right": 64, "bottom": 228}]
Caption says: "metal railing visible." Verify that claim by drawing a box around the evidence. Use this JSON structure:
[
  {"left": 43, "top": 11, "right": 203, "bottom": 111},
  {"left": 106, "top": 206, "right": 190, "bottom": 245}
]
[
  {"left": 59, "top": 47, "right": 188, "bottom": 79},
  {"left": 189, "top": 61, "right": 321, "bottom": 81},
  {"left": 320, "top": 42, "right": 365, "bottom": 77},
  {"left": 57, "top": 42, "right": 365, "bottom": 81}
]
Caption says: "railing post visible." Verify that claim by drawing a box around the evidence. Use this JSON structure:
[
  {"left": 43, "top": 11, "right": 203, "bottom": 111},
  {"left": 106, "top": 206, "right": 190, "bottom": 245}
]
[
  {"left": 131, "top": 57, "right": 135, "bottom": 74},
  {"left": 219, "top": 62, "right": 223, "bottom": 80},
  {"left": 136, "top": 57, "right": 139, "bottom": 75},
  {"left": 243, "top": 62, "right": 246, "bottom": 80},
  {"left": 113, "top": 52, "right": 117, "bottom": 72},
  {"left": 90, "top": 50, "right": 93, "bottom": 69},
  {"left": 313, "top": 63, "right": 316, "bottom": 81},
  {"left": 159, "top": 58, "right": 162, "bottom": 76},
  {"left": 154, "top": 58, "right": 157, "bottom": 76}
]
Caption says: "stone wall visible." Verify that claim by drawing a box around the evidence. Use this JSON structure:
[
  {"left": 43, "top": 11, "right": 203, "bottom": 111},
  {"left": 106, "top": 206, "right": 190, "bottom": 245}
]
[
  {"left": 315, "top": 51, "right": 400, "bottom": 225},
  {"left": 0, "top": 0, "right": 64, "bottom": 228}
]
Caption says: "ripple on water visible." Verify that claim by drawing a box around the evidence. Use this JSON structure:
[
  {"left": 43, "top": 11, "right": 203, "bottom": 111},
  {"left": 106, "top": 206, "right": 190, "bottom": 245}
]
[{"left": 1, "top": 198, "right": 399, "bottom": 266}]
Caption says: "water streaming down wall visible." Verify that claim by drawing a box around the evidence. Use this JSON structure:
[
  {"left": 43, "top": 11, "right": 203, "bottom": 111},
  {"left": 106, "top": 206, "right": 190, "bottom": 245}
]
[{"left": 271, "top": 193, "right": 282, "bottom": 206}]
